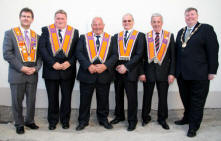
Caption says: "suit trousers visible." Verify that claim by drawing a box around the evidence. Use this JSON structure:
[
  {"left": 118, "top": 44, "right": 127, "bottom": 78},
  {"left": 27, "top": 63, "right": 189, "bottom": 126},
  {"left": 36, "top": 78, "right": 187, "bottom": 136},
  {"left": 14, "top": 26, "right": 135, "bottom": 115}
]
[
  {"left": 44, "top": 79, "right": 75, "bottom": 125},
  {"left": 114, "top": 77, "right": 138, "bottom": 123},
  {"left": 177, "top": 75, "right": 210, "bottom": 131},
  {"left": 78, "top": 82, "right": 110, "bottom": 124},
  {"left": 10, "top": 82, "right": 37, "bottom": 127},
  {"left": 142, "top": 81, "right": 169, "bottom": 122}
]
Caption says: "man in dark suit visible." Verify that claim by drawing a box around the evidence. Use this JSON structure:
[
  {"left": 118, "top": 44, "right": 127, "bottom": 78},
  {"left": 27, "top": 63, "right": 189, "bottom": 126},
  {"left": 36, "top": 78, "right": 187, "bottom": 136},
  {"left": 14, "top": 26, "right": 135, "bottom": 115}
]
[
  {"left": 38, "top": 10, "right": 79, "bottom": 130},
  {"left": 110, "top": 13, "right": 145, "bottom": 131},
  {"left": 3, "top": 8, "right": 42, "bottom": 134},
  {"left": 139, "top": 13, "right": 175, "bottom": 130},
  {"left": 75, "top": 17, "right": 118, "bottom": 131},
  {"left": 175, "top": 7, "right": 219, "bottom": 137}
]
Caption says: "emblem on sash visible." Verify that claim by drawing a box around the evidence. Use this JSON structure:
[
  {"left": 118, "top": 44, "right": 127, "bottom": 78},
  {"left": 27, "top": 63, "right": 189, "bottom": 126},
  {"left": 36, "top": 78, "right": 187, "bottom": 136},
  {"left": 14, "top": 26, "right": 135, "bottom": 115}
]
[{"left": 12, "top": 27, "right": 37, "bottom": 62}]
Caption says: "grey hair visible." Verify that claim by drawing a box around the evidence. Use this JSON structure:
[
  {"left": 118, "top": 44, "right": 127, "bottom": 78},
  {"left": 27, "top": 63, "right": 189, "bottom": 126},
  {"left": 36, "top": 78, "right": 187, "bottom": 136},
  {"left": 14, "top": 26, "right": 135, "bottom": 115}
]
[
  {"left": 122, "top": 13, "right": 134, "bottom": 21},
  {"left": 151, "top": 13, "right": 163, "bottom": 22}
]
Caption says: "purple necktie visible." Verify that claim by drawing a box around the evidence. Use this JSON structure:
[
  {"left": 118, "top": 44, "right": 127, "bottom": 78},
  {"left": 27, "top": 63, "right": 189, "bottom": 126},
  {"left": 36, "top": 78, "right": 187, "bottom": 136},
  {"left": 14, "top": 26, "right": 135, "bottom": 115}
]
[{"left": 24, "top": 30, "right": 30, "bottom": 51}]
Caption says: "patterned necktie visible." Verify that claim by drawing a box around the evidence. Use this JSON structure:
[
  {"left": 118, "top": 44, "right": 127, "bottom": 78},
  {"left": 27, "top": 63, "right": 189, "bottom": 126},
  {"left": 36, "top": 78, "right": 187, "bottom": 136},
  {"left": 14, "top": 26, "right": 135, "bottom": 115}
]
[
  {"left": 124, "top": 30, "right": 128, "bottom": 46},
  {"left": 58, "top": 29, "right": 62, "bottom": 43},
  {"left": 24, "top": 30, "right": 30, "bottom": 51},
  {"left": 155, "top": 32, "right": 160, "bottom": 52},
  {"left": 96, "top": 35, "right": 100, "bottom": 51},
  {"left": 185, "top": 28, "right": 191, "bottom": 42}
]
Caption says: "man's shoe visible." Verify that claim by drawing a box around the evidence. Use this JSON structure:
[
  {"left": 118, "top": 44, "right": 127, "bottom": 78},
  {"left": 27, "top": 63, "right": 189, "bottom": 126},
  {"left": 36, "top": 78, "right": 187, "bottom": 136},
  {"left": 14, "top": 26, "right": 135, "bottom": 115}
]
[
  {"left": 110, "top": 118, "right": 125, "bottom": 124},
  {"left": 142, "top": 116, "right": 151, "bottom": 126},
  {"left": 174, "top": 119, "right": 188, "bottom": 125},
  {"left": 158, "top": 121, "right": 170, "bottom": 130},
  {"left": 62, "top": 123, "right": 69, "bottom": 129},
  {"left": 76, "top": 123, "right": 88, "bottom": 131},
  {"left": 48, "top": 125, "right": 56, "bottom": 130},
  {"left": 25, "top": 123, "right": 39, "bottom": 129},
  {"left": 16, "top": 126, "right": 25, "bottom": 134},
  {"left": 99, "top": 121, "right": 113, "bottom": 129},
  {"left": 187, "top": 129, "right": 196, "bottom": 137},
  {"left": 127, "top": 122, "right": 137, "bottom": 131}
]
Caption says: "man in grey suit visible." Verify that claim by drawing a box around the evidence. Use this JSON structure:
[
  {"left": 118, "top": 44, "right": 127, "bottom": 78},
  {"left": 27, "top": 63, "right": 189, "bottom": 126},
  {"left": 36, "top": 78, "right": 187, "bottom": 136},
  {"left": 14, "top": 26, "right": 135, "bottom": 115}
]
[{"left": 3, "top": 7, "right": 42, "bottom": 134}]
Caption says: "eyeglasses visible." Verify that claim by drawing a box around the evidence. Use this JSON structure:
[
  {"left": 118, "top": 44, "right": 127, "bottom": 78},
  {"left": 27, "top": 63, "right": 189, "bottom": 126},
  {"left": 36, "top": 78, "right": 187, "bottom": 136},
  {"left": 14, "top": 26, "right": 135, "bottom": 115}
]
[{"left": 123, "top": 20, "right": 132, "bottom": 23}]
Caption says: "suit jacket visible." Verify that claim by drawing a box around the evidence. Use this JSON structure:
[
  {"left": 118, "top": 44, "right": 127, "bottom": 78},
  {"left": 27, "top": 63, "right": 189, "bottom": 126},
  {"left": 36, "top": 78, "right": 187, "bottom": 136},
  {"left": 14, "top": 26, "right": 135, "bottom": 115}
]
[
  {"left": 140, "top": 32, "right": 175, "bottom": 82},
  {"left": 76, "top": 34, "right": 118, "bottom": 84},
  {"left": 38, "top": 26, "right": 79, "bottom": 80},
  {"left": 176, "top": 22, "right": 219, "bottom": 80},
  {"left": 114, "top": 31, "right": 145, "bottom": 82},
  {"left": 3, "top": 28, "right": 42, "bottom": 84}
]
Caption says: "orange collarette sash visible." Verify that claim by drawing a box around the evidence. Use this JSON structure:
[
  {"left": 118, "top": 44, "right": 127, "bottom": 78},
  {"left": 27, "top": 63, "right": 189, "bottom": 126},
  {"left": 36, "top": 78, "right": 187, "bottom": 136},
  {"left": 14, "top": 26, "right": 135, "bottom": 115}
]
[
  {"left": 146, "top": 30, "right": 171, "bottom": 65},
  {"left": 12, "top": 27, "right": 37, "bottom": 62},
  {"left": 118, "top": 30, "right": 139, "bottom": 60},
  {"left": 48, "top": 24, "right": 74, "bottom": 57},
  {"left": 85, "top": 32, "right": 111, "bottom": 63}
]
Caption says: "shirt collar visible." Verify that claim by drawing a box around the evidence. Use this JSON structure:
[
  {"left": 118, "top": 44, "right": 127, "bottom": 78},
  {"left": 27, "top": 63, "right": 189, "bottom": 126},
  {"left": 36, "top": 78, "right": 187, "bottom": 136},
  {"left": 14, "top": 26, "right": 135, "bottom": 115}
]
[
  {"left": 124, "top": 29, "right": 133, "bottom": 34},
  {"left": 93, "top": 32, "right": 104, "bottom": 38},
  {"left": 20, "top": 26, "right": 30, "bottom": 34}
]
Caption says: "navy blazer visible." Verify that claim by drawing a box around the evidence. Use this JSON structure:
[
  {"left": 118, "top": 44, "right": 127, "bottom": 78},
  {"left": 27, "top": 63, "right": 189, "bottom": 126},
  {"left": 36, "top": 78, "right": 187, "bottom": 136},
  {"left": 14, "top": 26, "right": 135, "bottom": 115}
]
[
  {"left": 140, "top": 32, "right": 175, "bottom": 82},
  {"left": 38, "top": 26, "right": 79, "bottom": 80},
  {"left": 76, "top": 34, "right": 118, "bottom": 84},
  {"left": 114, "top": 32, "right": 145, "bottom": 82},
  {"left": 176, "top": 22, "right": 219, "bottom": 80}
]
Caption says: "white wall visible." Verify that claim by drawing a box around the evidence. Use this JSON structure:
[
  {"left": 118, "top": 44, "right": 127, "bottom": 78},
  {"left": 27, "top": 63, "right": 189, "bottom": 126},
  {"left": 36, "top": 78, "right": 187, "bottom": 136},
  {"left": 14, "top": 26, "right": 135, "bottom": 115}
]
[{"left": 0, "top": 0, "right": 221, "bottom": 109}]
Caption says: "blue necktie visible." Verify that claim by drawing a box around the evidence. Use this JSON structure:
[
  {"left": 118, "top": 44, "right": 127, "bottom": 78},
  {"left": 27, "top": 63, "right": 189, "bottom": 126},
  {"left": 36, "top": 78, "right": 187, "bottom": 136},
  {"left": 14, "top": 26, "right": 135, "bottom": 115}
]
[
  {"left": 124, "top": 31, "right": 128, "bottom": 46},
  {"left": 96, "top": 35, "right": 100, "bottom": 51},
  {"left": 58, "top": 29, "right": 62, "bottom": 43}
]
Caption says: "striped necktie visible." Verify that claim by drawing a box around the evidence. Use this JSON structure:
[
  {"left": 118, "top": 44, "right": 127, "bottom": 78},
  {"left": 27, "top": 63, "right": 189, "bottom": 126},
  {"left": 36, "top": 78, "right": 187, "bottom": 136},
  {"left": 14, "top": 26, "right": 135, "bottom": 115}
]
[
  {"left": 58, "top": 29, "right": 63, "bottom": 43},
  {"left": 155, "top": 32, "right": 160, "bottom": 51}
]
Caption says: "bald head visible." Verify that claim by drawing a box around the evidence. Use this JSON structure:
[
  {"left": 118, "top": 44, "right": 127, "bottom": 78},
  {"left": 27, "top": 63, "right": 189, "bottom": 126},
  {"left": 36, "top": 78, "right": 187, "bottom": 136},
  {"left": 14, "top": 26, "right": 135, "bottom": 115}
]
[{"left": 91, "top": 17, "right": 105, "bottom": 35}]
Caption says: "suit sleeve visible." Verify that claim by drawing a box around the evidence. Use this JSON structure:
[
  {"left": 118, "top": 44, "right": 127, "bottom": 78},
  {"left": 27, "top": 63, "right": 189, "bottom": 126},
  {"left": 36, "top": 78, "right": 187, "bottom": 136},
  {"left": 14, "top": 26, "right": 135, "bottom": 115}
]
[
  {"left": 205, "top": 25, "right": 219, "bottom": 74},
  {"left": 3, "top": 30, "right": 23, "bottom": 72},
  {"left": 104, "top": 36, "right": 118, "bottom": 72},
  {"left": 76, "top": 35, "right": 91, "bottom": 70},
  {"left": 169, "top": 33, "right": 176, "bottom": 75},
  {"left": 38, "top": 27, "right": 56, "bottom": 68},
  {"left": 34, "top": 35, "right": 42, "bottom": 72},
  {"left": 67, "top": 29, "right": 79, "bottom": 66},
  {"left": 124, "top": 32, "right": 145, "bottom": 71}
]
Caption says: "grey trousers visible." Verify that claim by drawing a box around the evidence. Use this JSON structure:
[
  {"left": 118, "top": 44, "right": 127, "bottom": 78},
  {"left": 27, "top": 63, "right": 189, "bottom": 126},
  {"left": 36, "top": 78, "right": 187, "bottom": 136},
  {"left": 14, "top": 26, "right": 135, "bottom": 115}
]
[{"left": 10, "top": 82, "right": 37, "bottom": 127}]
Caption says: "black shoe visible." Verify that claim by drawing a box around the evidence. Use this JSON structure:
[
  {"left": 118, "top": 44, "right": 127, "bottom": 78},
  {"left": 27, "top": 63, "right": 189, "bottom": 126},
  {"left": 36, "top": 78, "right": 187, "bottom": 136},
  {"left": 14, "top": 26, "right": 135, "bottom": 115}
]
[
  {"left": 25, "top": 123, "right": 39, "bottom": 129},
  {"left": 142, "top": 116, "right": 151, "bottom": 126},
  {"left": 48, "top": 125, "right": 56, "bottom": 130},
  {"left": 174, "top": 119, "right": 188, "bottom": 125},
  {"left": 187, "top": 129, "right": 196, "bottom": 137},
  {"left": 16, "top": 126, "right": 25, "bottom": 134},
  {"left": 110, "top": 118, "right": 125, "bottom": 124},
  {"left": 127, "top": 122, "right": 137, "bottom": 131},
  {"left": 62, "top": 123, "right": 69, "bottom": 129},
  {"left": 99, "top": 121, "right": 113, "bottom": 129},
  {"left": 76, "top": 123, "right": 88, "bottom": 131},
  {"left": 158, "top": 121, "right": 170, "bottom": 130}
]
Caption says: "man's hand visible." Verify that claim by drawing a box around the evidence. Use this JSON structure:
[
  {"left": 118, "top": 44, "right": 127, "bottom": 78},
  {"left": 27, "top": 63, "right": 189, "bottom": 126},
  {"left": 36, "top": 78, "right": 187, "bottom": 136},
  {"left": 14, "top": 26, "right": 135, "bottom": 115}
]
[
  {"left": 61, "top": 61, "right": 71, "bottom": 70},
  {"left": 21, "top": 66, "right": 36, "bottom": 75},
  {"left": 88, "top": 64, "right": 97, "bottom": 74},
  {"left": 116, "top": 64, "right": 127, "bottom": 74},
  {"left": 139, "top": 74, "right": 146, "bottom": 82},
  {"left": 168, "top": 75, "right": 175, "bottom": 84},
  {"left": 53, "top": 62, "right": 62, "bottom": 70},
  {"left": 95, "top": 64, "right": 107, "bottom": 74},
  {"left": 208, "top": 74, "right": 216, "bottom": 80}
]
